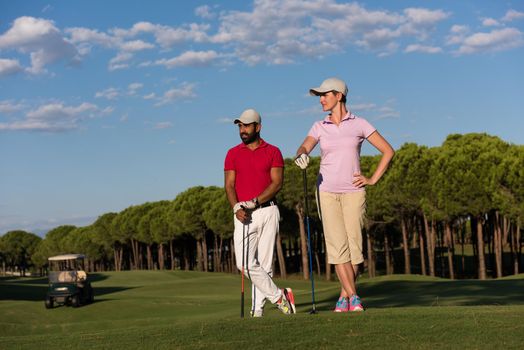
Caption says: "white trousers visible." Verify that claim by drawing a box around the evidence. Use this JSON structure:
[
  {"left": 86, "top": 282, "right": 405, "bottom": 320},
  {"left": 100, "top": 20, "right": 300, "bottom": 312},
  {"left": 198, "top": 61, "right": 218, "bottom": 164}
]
[{"left": 234, "top": 205, "right": 282, "bottom": 312}]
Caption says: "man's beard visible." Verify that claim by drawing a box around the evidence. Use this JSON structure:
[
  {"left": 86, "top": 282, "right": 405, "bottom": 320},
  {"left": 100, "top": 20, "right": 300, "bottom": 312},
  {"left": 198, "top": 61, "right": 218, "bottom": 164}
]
[{"left": 241, "top": 131, "right": 259, "bottom": 144}]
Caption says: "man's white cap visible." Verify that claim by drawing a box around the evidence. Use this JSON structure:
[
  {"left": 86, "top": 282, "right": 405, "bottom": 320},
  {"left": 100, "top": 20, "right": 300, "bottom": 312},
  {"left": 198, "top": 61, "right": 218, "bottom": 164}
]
[
  {"left": 234, "top": 108, "right": 261, "bottom": 124},
  {"left": 309, "top": 77, "right": 348, "bottom": 96}
]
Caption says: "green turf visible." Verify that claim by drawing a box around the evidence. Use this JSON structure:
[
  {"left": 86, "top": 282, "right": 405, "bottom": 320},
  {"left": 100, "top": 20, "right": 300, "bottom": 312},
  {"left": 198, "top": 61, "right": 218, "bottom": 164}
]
[{"left": 1, "top": 271, "right": 524, "bottom": 349}]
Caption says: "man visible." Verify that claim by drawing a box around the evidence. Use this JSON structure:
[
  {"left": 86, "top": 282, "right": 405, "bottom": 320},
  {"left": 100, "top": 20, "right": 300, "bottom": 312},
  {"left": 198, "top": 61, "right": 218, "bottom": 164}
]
[{"left": 224, "top": 108, "right": 296, "bottom": 317}]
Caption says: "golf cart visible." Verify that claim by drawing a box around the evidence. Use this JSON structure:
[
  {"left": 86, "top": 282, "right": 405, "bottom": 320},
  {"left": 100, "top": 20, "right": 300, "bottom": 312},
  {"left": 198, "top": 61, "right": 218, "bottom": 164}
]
[{"left": 45, "top": 254, "right": 94, "bottom": 309}]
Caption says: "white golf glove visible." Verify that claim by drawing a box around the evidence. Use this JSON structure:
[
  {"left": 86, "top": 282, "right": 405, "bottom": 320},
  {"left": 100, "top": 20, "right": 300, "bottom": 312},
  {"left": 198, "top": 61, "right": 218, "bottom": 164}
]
[
  {"left": 239, "top": 198, "right": 258, "bottom": 210},
  {"left": 294, "top": 153, "right": 310, "bottom": 169},
  {"left": 233, "top": 202, "right": 243, "bottom": 214}
]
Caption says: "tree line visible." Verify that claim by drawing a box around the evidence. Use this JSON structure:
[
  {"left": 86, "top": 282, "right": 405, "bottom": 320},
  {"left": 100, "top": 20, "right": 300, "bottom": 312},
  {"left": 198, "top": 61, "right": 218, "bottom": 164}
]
[{"left": 1, "top": 133, "right": 522, "bottom": 280}]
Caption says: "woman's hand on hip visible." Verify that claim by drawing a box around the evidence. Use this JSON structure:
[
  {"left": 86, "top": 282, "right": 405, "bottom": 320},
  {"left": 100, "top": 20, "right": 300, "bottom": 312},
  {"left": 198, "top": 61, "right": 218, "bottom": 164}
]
[{"left": 352, "top": 173, "right": 374, "bottom": 188}]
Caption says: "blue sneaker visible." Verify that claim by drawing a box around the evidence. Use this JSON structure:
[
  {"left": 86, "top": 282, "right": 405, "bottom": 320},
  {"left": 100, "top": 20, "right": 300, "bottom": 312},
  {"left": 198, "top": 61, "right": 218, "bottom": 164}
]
[
  {"left": 349, "top": 295, "right": 364, "bottom": 312},
  {"left": 334, "top": 297, "right": 349, "bottom": 312}
]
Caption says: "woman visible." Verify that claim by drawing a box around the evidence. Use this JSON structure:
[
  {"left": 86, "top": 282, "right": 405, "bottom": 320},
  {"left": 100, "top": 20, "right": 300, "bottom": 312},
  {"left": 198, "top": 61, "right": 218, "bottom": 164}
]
[{"left": 295, "top": 77, "right": 394, "bottom": 312}]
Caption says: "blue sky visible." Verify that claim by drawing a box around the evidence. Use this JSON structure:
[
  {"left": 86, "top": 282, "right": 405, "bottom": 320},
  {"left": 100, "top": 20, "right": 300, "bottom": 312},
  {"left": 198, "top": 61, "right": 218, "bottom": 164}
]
[{"left": 1, "top": 0, "right": 523, "bottom": 235}]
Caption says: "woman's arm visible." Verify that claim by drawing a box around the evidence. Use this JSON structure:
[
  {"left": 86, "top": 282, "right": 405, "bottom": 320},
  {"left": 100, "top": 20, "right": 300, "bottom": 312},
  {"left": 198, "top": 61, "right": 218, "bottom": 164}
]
[
  {"left": 353, "top": 131, "right": 395, "bottom": 187},
  {"left": 295, "top": 136, "right": 318, "bottom": 157}
]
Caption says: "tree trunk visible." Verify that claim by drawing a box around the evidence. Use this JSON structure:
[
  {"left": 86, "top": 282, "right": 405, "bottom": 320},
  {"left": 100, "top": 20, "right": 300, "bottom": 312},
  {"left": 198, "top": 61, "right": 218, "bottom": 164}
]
[
  {"left": 129, "top": 239, "right": 139, "bottom": 270},
  {"left": 184, "top": 242, "right": 191, "bottom": 271},
  {"left": 494, "top": 211, "right": 503, "bottom": 278},
  {"left": 418, "top": 216, "right": 427, "bottom": 276},
  {"left": 423, "top": 214, "right": 435, "bottom": 276},
  {"left": 146, "top": 245, "right": 153, "bottom": 270},
  {"left": 202, "top": 233, "right": 208, "bottom": 272},
  {"left": 158, "top": 243, "right": 164, "bottom": 270},
  {"left": 138, "top": 243, "right": 143, "bottom": 269},
  {"left": 384, "top": 232, "right": 393, "bottom": 275},
  {"left": 295, "top": 203, "right": 309, "bottom": 280},
  {"left": 445, "top": 222, "right": 455, "bottom": 279},
  {"left": 503, "top": 216, "right": 510, "bottom": 249},
  {"left": 169, "top": 240, "right": 175, "bottom": 270},
  {"left": 113, "top": 246, "right": 118, "bottom": 271},
  {"left": 218, "top": 236, "right": 223, "bottom": 273},
  {"left": 366, "top": 232, "right": 375, "bottom": 278},
  {"left": 213, "top": 234, "right": 219, "bottom": 272},
  {"left": 230, "top": 239, "right": 236, "bottom": 274},
  {"left": 276, "top": 231, "right": 287, "bottom": 279},
  {"left": 477, "top": 217, "right": 487, "bottom": 280},
  {"left": 517, "top": 220, "right": 521, "bottom": 275},
  {"left": 196, "top": 239, "right": 203, "bottom": 272},
  {"left": 401, "top": 216, "right": 411, "bottom": 274}
]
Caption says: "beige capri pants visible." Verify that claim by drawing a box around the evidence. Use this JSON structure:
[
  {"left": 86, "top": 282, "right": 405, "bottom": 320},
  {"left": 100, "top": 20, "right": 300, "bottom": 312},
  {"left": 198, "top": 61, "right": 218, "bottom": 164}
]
[{"left": 318, "top": 190, "right": 366, "bottom": 265}]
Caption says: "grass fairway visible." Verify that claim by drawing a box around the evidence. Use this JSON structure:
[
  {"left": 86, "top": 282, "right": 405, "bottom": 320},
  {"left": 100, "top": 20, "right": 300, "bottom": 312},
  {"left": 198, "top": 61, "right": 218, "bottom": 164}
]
[{"left": 1, "top": 271, "right": 524, "bottom": 349}]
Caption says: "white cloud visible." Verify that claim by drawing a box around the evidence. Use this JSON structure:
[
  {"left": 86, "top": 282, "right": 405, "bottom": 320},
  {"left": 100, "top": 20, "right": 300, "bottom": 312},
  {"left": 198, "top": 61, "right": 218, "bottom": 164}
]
[
  {"left": 95, "top": 87, "right": 120, "bottom": 100},
  {"left": 101, "top": 106, "right": 114, "bottom": 115},
  {"left": 376, "top": 106, "right": 400, "bottom": 119},
  {"left": 195, "top": 5, "right": 216, "bottom": 19},
  {"left": 482, "top": 18, "right": 500, "bottom": 27},
  {"left": 0, "top": 58, "right": 24, "bottom": 76},
  {"left": 154, "top": 23, "right": 211, "bottom": 48},
  {"left": 108, "top": 52, "right": 133, "bottom": 71},
  {"left": 0, "top": 16, "right": 79, "bottom": 74},
  {"left": 0, "top": 102, "right": 100, "bottom": 132},
  {"left": 404, "top": 44, "right": 442, "bottom": 54},
  {"left": 446, "top": 25, "right": 469, "bottom": 45},
  {"left": 66, "top": 27, "right": 118, "bottom": 47},
  {"left": 502, "top": 9, "right": 524, "bottom": 22},
  {"left": 143, "top": 93, "right": 156, "bottom": 100},
  {"left": 120, "top": 40, "right": 154, "bottom": 52},
  {"left": 403, "top": 8, "right": 450, "bottom": 25},
  {"left": 127, "top": 83, "right": 143, "bottom": 95},
  {"left": 351, "top": 103, "right": 377, "bottom": 112},
  {"left": 0, "top": 100, "right": 25, "bottom": 113},
  {"left": 457, "top": 28, "right": 524, "bottom": 54},
  {"left": 210, "top": 1, "right": 451, "bottom": 61},
  {"left": 153, "top": 121, "right": 173, "bottom": 129},
  {"left": 156, "top": 83, "right": 197, "bottom": 106},
  {"left": 155, "top": 50, "right": 219, "bottom": 68}
]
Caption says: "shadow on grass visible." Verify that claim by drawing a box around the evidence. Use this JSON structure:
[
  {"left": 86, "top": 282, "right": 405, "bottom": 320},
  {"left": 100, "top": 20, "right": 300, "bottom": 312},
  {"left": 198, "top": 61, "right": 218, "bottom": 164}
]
[
  {"left": 360, "top": 278, "right": 524, "bottom": 308},
  {"left": 0, "top": 273, "right": 133, "bottom": 302},
  {"left": 295, "top": 277, "right": 524, "bottom": 311}
]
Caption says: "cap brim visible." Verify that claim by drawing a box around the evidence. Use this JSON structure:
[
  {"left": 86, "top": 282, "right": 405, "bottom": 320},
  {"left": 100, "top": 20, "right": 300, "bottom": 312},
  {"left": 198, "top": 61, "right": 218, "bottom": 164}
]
[{"left": 309, "top": 88, "right": 329, "bottom": 96}]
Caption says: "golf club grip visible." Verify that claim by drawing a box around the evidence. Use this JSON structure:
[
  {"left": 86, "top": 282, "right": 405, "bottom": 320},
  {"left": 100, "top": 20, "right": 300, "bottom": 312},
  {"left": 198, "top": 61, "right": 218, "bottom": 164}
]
[{"left": 241, "top": 292, "right": 244, "bottom": 318}]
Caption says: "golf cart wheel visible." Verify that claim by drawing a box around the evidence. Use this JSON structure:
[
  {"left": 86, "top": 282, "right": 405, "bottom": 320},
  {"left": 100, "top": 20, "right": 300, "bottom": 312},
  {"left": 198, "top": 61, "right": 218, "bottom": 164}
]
[
  {"left": 71, "top": 294, "right": 80, "bottom": 308},
  {"left": 45, "top": 296, "right": 54, "bottom": 309}
]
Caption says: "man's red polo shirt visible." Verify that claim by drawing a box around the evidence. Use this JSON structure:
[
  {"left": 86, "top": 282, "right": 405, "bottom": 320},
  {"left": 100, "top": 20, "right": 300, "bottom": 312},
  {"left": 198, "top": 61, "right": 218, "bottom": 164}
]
[{"left": 224, "top": 139, "right": 284, "bottom": 201}]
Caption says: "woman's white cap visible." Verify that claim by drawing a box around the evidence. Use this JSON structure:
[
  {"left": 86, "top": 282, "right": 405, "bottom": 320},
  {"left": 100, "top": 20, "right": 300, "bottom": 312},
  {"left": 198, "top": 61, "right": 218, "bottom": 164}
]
[{"left": 309, "top": 77, "right": 348, "bottom": 96}]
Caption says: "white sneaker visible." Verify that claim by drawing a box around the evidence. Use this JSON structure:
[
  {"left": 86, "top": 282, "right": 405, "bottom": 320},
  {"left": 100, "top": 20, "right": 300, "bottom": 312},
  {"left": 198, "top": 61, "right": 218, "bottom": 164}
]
[{"left": 250, "top": 309, "right": 264, "bottom": 317}]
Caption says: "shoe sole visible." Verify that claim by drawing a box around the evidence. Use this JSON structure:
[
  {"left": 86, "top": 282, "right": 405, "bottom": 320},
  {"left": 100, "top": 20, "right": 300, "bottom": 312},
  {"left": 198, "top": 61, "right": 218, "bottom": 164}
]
[{"left": 284, "top": 288, "right": 296, "bottom": 314}]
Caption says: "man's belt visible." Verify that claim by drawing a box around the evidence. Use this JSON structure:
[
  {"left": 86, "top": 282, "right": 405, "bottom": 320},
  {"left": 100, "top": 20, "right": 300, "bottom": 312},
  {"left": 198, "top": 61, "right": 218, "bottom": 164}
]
[{"left": 259, "top": 199, "right": 277, "bottom": 209}]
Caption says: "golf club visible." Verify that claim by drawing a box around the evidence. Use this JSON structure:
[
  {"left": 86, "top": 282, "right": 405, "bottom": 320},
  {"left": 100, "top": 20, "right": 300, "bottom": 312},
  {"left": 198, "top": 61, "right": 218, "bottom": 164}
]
[
  {"left": 241, "top": 223, "right": 246, "bottom": 318},
  {"left": 303, "top": 168, "right": 318, "bottom": 314}
]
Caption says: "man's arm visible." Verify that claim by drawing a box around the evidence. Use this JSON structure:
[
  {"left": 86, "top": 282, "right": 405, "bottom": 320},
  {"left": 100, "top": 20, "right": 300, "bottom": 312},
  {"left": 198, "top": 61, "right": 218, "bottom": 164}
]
[
  {"left": 255, "top": 167, "right": 283, "bottom": 203},
  {"left": 224, "top": 170, "right": 238, "bottom": 208},
  {"left": 225, "top": 170, "right": 251, "bottom": 222}
]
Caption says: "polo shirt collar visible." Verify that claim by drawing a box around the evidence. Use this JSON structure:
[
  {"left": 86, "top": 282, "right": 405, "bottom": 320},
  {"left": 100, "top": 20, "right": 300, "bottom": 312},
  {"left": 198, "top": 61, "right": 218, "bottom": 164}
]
[
  {"left": 239, "top": 138, "right": 267, "bottom": 149},
  {"left": 322, "top": 111, "right": 356, "bottom": 124}
]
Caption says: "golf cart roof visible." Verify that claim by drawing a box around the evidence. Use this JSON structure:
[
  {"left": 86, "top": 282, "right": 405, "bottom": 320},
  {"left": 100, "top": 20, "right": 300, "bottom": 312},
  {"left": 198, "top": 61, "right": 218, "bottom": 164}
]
[{"left": 48, "top": 254, "right": 86, "bottom": 261}]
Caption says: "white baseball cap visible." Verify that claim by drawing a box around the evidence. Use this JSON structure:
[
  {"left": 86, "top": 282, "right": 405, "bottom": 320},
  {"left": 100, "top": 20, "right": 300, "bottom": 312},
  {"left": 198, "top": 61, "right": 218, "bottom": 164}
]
[
  {"left": 234, "top": 108, "right": 261, "bottom": 124},
  {"left": 309, "top": 77, "right": 348, "bottom": 96}
]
